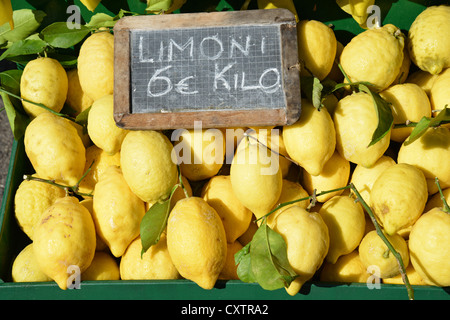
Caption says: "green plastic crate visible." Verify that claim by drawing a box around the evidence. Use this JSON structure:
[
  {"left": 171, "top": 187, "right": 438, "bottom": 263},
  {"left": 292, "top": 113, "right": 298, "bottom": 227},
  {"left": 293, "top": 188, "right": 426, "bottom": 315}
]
[{"left": 0, "top": 0, "right": 449, "bottom": 300}]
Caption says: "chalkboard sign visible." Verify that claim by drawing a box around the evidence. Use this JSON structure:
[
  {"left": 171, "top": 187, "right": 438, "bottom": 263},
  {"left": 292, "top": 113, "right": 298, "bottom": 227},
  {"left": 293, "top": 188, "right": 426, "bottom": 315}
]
[{"left": 113, "top": 9, "right": 300, "bottom": 130}]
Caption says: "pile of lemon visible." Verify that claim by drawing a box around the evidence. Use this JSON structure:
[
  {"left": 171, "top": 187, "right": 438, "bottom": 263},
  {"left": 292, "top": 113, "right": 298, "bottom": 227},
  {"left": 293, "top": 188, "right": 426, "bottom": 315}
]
[{"left": 10, "top": 5, "right": 450, "bottom": 295}]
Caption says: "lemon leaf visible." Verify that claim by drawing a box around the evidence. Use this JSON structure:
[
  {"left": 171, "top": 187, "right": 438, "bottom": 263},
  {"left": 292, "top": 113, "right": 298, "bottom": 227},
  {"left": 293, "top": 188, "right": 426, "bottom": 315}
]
[
  {"left": 235, "top": 242, "right": 257, "bottom": 283},
  {"left": 0, "top": 39, "right": 47, "bottom": 62},
  {"left": 404, "top": 106, "right": 450, "bottom": 146},
  {"left": 358, "top": 83, "right": 393, "bottom": 147},
  {"left": 40, "top": 22, "right": 90, "bottom": 49},
  {"left": 301, "top": 76, "right": 323, "bottom": 110},
  {"left": 0, "top": 9, "right": 46, "bottom": 46}
]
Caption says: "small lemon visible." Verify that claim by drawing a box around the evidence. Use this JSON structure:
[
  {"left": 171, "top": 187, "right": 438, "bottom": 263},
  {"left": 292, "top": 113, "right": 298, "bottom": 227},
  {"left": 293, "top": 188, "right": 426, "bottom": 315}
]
[
  {"left": 219, "top": 241, "right": 243, "bottom": 280},
  {"left": 267, "top": 179, "right": 309, "bottom": 228},
  {"left": 297, "top": 19, "right": 337, "bottom": 80},
  {"left": 77, "top": 31, "right": 114, "bottom": 101},
  {"left": 201, "top": 175, "right": 253, "bottom": 243},
  {"left": 336, "top": 0, "right": 375, "bottom": 26},
  {"left": 20, "top": 57, "right": 68, "bottom": 118},
  {"left": 340, "top": 24, "right": 405, "bottom": 91},
  {"left": 167, "top": 197, "right": 227, "bottom": 289},
  {"left": 359, "top": 230, "right": 409, "bottom": 279},
  {"left": 350, "top": 155, "right": 396, "bottom": 207},
  {"left": 283, "top": 99, "right": 336, "bottom": 176},
  {"left": 271, "top": 205, "right": 329, "bottom": 296},
  {"left": 397, "top": 126, "right": 450, "bottom": 194},
  {"left": 429, "top": 68, "right": 450, "bottom": 114},
  {"left": 78, "top": 145, "right": 121, "bottom": 195},
  {"left": 333, "top": 92, "right": 391, "bottom": 168},
  {"left": 81, "top": 251, "right": 120, "bottom": 281},
  {"left": 370, "top": 163, "right": 428, "bottom": 235},
  {"left": 174, "top": 128, "right": 225, "bottom": 181},
  {"left": 393, "top": 45, "right": 411, "bottom": 85},
  {"left": 380, "top": 83, "right": 431, "bottom": 142},
  {"left": 320, "top": 251, "right": 370, "bottom": 283},
  {"left": 230, "top": 139, "right": 282, "bottom": 220},
  {"left": 24, "top": 112, "right": 86, "bottom": 186},
  {"left": 87, "top": 94, "right": 129, "bottom": 156},
  {"left": 120, "top": 235, "right": 180, "bottom": 280},
  {"left": 14, "top": 177, "right": 66, "bottom": 240},
  {"left": 383, "top": 264, "right": 427, "bottom": 285},
  {"left": 319, "top": 196, "right": 365, "bottom": 264},
  {"left": 120, "top": 130, "right": 178, "bottom": 203},
  {"left": 425, "top": 187, "right": 450, "bottom": 212},
  {"left": 408, "top": 5, "right": 450, "bottom": 75},
  {"left": 79, "top": 198, "right": 108, "bottom": 252},
  {"left": 406, "top": 70, "right": 438, "bottom": 97},
  {"left": 33, "top": 196, "right": 96, "bottom": 290},
  {"left": 65, "top": 68, "right": 94, "bottom": 115},
  {"left": 301, "top": 150, "right": 350, "bottom": 203},
  {"left": 12, "top": 243, "right": 52, "bottom": 282},
  {"left": 92, "top": 165, "right": 146, "bottom": 257},
  {"left": 408, "top": 207, "right": 450, "bottom": 286}
]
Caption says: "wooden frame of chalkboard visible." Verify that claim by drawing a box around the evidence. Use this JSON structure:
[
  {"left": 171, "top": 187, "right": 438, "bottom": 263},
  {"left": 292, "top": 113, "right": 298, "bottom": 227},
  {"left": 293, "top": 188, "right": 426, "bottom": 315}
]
[{"left": 113, "top": 9, "right": 301, "bottom": 130}]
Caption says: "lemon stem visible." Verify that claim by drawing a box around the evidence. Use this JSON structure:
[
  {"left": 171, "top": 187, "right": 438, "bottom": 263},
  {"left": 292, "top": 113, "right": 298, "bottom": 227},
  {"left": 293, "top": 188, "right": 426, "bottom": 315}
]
[
  {"left": 350, "top": 183, "right": 414, "bottom": 300},
  {"left": 177, "top": 165, "right": 189, "bottom": 198},
  {"left": 435, "top": 177, "right": 450, "bottom": 214}
]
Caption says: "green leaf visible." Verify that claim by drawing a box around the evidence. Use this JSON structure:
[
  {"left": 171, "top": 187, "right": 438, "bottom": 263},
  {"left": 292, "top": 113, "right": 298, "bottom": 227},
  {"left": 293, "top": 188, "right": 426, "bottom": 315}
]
[
  {"left": 40, "top": 22, "right": 90, "bottom": 49},
  {"left": 0, "top": 39, "right": 47, "bottom": 62},
  {"left": 235, "top": 242, "right": 257, "bottom": 283},
  {"left": 300, "top": 76, "right": 323, "bottom": 110},
  {"left": 358, "top": 83, "right": 394, "bottom": 147},
  {"left": 0, "top": 9, "right": 46, "bottom": 46},
  {"left": 146, "top": 0, "right": 174, "bottom": 12},
  {"left": 86, "top": 13, "right": 116, "bottom": 28},
  {"left": 248, "top": 221, "right": 297, "bottom": 290},
  {"left": 405, "top": 106, "right": 450, "bottom": 145}
]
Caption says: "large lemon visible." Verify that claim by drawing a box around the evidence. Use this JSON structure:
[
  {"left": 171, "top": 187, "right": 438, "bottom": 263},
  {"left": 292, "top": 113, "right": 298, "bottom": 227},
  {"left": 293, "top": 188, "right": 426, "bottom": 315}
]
[
  {"left": 370, "top": 163, "right": 428, "bottom": 236},
  {"left": 120, "top": 130, "right": 178, "bottom": 203},
  {"left": 319, "top": 196, "right": 365, "bottom": 264},
  {"left": 12, "top": 243, "right": 52, "bottom": 283},
  {"left": 297, "top": 20, "right": 337, "bottom": 80},
  {"left": 429, "top": 68, "right": 450, "bottom": 114},
  {"left": 20, "top": 57, "right": 68, "bottom": 118},
  {"left": 77, "top": 31, "right": 114, "bottom": 101},
  {"left": 408, "top": 5, "right": 450, "bottom": 75},
  {"left": 201, "top": 175, "right": 253, "bottom": 243},
  {"left": 320, "top": 251, "right": 369, "bottom": 284},
  {"left": 333, "top": 92, "right": 391, "bottom": 168},
  {"left": 65, "top": 68, "right": 93, "bottom": 115},
  {"left": 81, "top": 251, "right": 120, "bottom": 281},
  {"left": 230, "top": 138, "right": 282, "bottom": 220},
  {"left": 283, "top": 99, "right": 336, "bottom": 176},
  {"left": 87, "top": 94, "right": 129, "bottom": 156},
  {"left": 33, "top": 197, "right": 96, "bottom": 290},
  {"left": 167, "top": 197, "right": 227, "bottom": 289},
  {"left": 408, "top": 207, "right": 450, "bottom": 286},
  {"left": 405, "top": 69, "right": 438, "bottom": 97},
  {"left": 271, "top": 205, "right": 329, "bottom": 296},
  {"left": 24, "top": 112, "right": 86, "bottom": 186}
]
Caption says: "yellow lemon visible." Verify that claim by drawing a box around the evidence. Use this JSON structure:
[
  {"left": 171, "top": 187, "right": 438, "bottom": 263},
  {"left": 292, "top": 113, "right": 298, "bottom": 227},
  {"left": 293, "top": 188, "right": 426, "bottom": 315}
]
[
  {"left": 92, "top": 165, "right": 146, "bottom": 257},
  {"left": 336, "top": 0, "right": 375, "bottom": 26},
  {"left": 382, "top": 264, "right": 427, "bottom": 285},
  {"left": 370, "top": 163, "right": 428, "bottom": 235},
  {"left": 359, "top": 230, "right": 409, "bottom": 279},
  {"left": 238, "top": 216, "right": 258, "bottom": 246},
  {"left": 87, "top": 94, "right": 129, "bottom": 156},
  {"left": 230, "top": 138, "right": 282, "bottom": 220},
  {"left": 79, "top": 198, "right": 108, "bottom": 252},
  {"left": 271, "top": 205, "right": 329, "bottom": 296},
  {"left": 408, "top": 207, "right": 450, "bottom": 286},
  {"left": 297, "top": 19, "right": 337, "bottom": 80},
  {"left": 81, "top": 251, "right": 120, "bottom": 281},
  {"left": 33, "top": 196, "right": 96, "bottom": 290},
  {"left": 340, "top": 24, "right": 405, "bottom": 91},
  {"left": 429, "top": 68, "right": 450, "bottom": 114},
  {"left": 350, "top": 155, "right": 396, "bottom": 207},
  {"left": 14, "top": 177, "right": 66, "bottom": 240},
  {"left": 120, "top": 235, "right": 180, "bottom": 280},
  {"left": 283, "top": 99, "right": 336, "bottom": 176},
  {"left": 327, "top": 41, "right": 345, "bottom": 83},
  {"left": 120, "top": 130, "right": 178, "bottom": 203},
  {"left": 65, "top": 68, "right": 94, "bottom": 115},
  {"left": 320, "top": 250, "right": 370, "bottom": 283},
  {"left": 406, "top": 69, "right": 438, "bottom": 97},
  {"left": 219, "top": 241, "right": 243, "bottom": 280},
  {"left": 20, "top": 57, "right": 68, "bottom": 118},
  {"left": 167, "top": 197, "right": 227, "bottom": 289},
  {"left": 301, "top": 150, "right": 350, "bottom": 203},
  {"left": 394, "top": 45, "right": 411, "bottom": 85},
  {"left": 77, "top": 31, "right": 114, "bottom": 101},
  {"left": 173, "top": 128, "right": 225, "bottom": 181},
  {"left": 425, "top": 187, "right": 450, "bottom": 212},
  {"left": 24, "top": 112, "right": 86, "bottom": 186},
  {"left": 333, "top": 92, "right": 391, "bottom": 168},
  {"left": 408, "top": 5, "right": 450, "bottom": 75},
  {"left": 201, "top": 175, "right": 253, "bottom": 243},
  {"left": 319, "top": 196, "right": 365, "bottom": 264},
  {"left": 78, "top": 145, "right": 121, "bottom": 195},
  {"left": 397, "top": 126, "right": 450, "bottom": 194},
  {"left": 380, "top": 83, "right": 431, "bottom": 142},
  {"left": 12, "top": 243, "right": 52, "bottom": 283}
]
